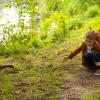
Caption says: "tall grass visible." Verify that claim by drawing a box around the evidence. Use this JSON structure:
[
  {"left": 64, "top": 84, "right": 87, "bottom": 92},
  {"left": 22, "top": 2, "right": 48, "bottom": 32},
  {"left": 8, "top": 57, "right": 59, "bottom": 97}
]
[{"left": 0, "top": 0, "right": 100, "bottom": 55}]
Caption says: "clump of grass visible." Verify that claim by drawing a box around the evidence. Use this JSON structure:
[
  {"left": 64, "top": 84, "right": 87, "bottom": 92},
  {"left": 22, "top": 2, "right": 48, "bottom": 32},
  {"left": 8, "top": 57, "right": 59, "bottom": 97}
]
[
  {"left": 86, "top": 5, "right": 100, "bottom": 18},
  {"left": 81, "top": 93, "right": 100, "bottom": 100},
  {"left": 0, "top": 74, "right": 14, "bottom": 95}
]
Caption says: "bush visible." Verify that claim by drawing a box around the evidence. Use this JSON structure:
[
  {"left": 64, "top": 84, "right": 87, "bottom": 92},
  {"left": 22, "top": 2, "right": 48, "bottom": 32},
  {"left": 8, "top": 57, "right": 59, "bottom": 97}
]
[
  {"left": 40, "top": 11, "right": 68, "bottom": 43},
  {"left": 68, "top": 18, "right": 83, "bottom": 30},
  {"left": 86, "top": 5, "right": 100, "bottom": 18}
]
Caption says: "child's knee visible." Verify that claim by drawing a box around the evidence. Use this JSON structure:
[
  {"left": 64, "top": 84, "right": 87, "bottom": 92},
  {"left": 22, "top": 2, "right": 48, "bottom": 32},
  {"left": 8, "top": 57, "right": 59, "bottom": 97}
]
[{"left": 95, "top": 62, "right": 100, "bottom": 66}]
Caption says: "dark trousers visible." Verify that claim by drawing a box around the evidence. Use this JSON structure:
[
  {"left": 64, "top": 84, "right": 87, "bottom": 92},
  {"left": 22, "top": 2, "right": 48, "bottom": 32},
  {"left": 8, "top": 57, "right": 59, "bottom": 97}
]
[{"left": 84, "top": 50, "right": 100, "bottom": 71}]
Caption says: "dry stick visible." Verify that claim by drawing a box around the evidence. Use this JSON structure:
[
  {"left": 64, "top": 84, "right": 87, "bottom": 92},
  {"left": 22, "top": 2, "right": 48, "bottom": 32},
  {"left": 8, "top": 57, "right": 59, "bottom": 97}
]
[{"left": 0, "top": 65, "right": 14, "bottom": 70}]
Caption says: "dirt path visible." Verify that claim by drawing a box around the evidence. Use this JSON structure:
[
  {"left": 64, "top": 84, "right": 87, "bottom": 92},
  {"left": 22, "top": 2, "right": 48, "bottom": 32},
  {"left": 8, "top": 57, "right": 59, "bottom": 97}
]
[
  {"left": 1, "top": 57, "right": 100, "bottom": 100},
  {"left": 59, "top": 68, "right": 100, "bottom": 100}
]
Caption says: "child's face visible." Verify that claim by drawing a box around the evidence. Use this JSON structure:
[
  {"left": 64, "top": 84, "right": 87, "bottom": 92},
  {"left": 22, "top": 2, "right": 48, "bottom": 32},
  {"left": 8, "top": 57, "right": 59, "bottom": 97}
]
[{"left": 86, "top": 38, "right": 94, "bottom": 46}]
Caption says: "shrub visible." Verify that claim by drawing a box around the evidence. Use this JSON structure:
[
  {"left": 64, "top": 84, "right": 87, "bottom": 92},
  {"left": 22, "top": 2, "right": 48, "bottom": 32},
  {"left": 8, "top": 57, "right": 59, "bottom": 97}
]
[
  {"left": 68, "top": 18, "right": 83, "bottom": 30},
  {"left": 86, "top": 5, "right": 100, "bottom": 18}
]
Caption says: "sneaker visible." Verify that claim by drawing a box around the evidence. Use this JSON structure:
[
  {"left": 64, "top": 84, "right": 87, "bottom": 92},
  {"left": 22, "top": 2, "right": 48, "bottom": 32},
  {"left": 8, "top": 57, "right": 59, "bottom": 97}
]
[{"left": 94, "top": 69, "right": 100, "bottom": 75}]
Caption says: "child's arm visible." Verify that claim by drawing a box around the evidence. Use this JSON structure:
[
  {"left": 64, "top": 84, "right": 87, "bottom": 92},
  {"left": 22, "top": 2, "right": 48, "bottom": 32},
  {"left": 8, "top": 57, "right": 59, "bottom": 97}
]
[{"left": 67, "top": 42, "right": 85, "bottom": 59}]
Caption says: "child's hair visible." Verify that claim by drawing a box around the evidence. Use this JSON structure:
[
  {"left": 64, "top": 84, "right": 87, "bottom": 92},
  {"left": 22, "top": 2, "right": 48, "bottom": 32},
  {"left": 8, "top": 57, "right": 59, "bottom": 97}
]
[{"left": 86, "top": 30, "right": 96, "bottom": 40}]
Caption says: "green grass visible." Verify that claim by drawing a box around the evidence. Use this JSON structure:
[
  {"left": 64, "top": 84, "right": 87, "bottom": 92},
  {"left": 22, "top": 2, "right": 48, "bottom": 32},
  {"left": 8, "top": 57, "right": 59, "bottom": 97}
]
[
  {"left": 81, "top": 93, "right": 100, "bottom": 100},
  {"left": 0, "top": 16, "right": 100, "bottom": 99},
  {"left": 0, "top": 0, "right": 100, "bottom": 99}
]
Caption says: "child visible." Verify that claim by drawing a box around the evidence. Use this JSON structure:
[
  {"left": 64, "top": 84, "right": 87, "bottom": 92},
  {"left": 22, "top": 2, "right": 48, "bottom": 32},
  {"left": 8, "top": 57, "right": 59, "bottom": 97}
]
[{"left": 64, "top": 29, "right": 100, "bottom": 75}]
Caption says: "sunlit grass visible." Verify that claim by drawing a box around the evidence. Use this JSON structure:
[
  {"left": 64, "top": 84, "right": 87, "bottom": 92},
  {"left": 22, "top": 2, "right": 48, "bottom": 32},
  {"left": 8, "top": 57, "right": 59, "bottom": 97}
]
[{"left": 0, "top": 0, "right": 100, "bottom": 99}]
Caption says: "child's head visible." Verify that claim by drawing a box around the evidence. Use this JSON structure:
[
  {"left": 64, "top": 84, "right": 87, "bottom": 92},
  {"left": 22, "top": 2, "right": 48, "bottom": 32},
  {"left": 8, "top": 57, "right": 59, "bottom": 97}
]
[
  {"left": 85, "top": 30, "right": 96, "bottom": 46},
  {"left": 86, "top": 30, "right": 96, "bottom": 40}
]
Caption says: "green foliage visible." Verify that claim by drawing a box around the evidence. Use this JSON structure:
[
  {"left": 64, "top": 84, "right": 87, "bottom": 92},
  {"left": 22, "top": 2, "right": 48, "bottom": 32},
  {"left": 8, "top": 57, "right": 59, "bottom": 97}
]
[
  {"left": 1, "top": 2, "right": 11, "bottom": 8},
  {"left": 0, "top": 75, "right": 13, "bottom": 95},
  {"left": 40, "top": 11, "right": 68, "bottom": 43},
  {"left": 0, "top": 44, "right": 4, "bottom": 54},
  {"left": 68, "top": 18, "right": 83, "bottom": 30},
  {"left": 0, "top": 0, "right": 100, "bottom": 55},
  {"left": 45, "top": 0, "right": 63, "bottom": 11},
  {"left": 86, "top": 5, "right": 100, "bottom": 18},
  {"left": 81, "top": 93, "right": 100, "bottom": 100},
  {"left": 51, "top": 12, "right": 67, "bottom": 42}
]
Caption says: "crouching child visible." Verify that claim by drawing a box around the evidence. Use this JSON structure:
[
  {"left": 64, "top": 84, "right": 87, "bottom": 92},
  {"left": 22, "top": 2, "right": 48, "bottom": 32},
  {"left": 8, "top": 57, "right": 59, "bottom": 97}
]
[{"left": 64, "top": 30, "right": 100, "bottom": 75}]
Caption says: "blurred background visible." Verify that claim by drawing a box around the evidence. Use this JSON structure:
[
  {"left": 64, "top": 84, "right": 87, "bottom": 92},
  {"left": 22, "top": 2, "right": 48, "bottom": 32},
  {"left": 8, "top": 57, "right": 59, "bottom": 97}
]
[{"left": 0, "top": 0, "right": 100, "bottom": 55}]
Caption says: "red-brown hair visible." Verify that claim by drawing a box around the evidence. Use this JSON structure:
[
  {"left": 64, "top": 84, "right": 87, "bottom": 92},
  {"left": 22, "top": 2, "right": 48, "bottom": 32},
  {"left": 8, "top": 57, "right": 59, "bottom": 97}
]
[{"left": 86, "top": 30, "right": 96, "bottom": 40}]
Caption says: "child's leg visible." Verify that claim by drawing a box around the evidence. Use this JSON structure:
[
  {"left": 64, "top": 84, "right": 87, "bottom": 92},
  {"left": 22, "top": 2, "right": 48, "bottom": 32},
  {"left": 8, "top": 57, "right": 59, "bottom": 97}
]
[
  {"left": 92, "top": 50, "right": 100, "bottom": 67},
  {"left": 84, "top": 52, "right": 96, "bottom": 71},
  {"left": 95, "top": 62, "right": 100, "bottom": 66},
  {"left": 92, "top": 50, "right": 100, "bottom": 75}
]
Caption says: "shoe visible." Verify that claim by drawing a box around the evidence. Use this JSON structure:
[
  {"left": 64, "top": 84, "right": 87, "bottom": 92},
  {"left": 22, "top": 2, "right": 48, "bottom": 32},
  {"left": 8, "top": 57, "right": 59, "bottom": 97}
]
[{"left": 94, "top": 69, "right": 100, "bottom": 75}]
